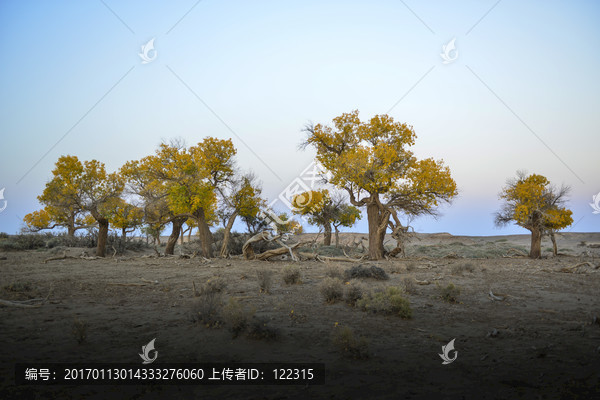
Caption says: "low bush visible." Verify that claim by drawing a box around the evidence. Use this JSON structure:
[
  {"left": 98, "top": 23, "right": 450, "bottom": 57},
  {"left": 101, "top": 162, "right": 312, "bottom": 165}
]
[
  {"left": 344, "top": 264, "right": 389, "bottom": 281},
  {"left": 256, "top": 270, "right": 273, "bottom": 294},
  {"left": 357, "top": 286, "right": 412, "bottom": 319},
  {"left": 438, "top": 282, "right": 461, "bottom": 303},
  {"left": 319, "top": 278, "right": 344, "bottom": 304},
  {"left": 344, "top": 281, "right": 364, "bottom": 306},
  {"left": 282, "top": 265, "right": 302, "bottom": 285},
  {"left": 331, "top": 325, "right": 369, "bottom": 359},
  {"left": 246, "top": 317, "right": 279, "bottom": 341},
  {"left": 222, "top": 298, "right": 255, "bottom": 338},
  {"left": 401, "top": 277, "right": 417, "bottom": 295}
]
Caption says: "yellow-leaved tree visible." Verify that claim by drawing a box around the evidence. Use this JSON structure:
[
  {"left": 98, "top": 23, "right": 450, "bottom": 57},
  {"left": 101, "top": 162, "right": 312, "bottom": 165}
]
[
  {"left": 302, "top": 110, "right": 458, "bottom": 260},
  {"left": 121, "top": 138, "right": 236, "bottom": 257},
  {"left": 291, "top": 189, "right": 361, "bottom": 247},
  {"left": 494, "top": 171, "right": 573, "bottom": 258},
  {"left": 27, "top": 155, "right": 124, "bottom": 256},
  {"left": 108, "top": 198, "right": 144, "bottom": 249},
  {"left": 24, "top": 155, "right": 94, "bottom": 236}
]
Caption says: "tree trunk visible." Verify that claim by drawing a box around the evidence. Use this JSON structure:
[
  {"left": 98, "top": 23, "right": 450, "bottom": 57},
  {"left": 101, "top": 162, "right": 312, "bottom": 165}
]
[
  {"left": 323, "top": 223, "right": 332, "bottom": 246},
  {"left": 67, "top": 213, "right": 76, "bottom": 237},
  {"left": 180, "top": 226, "right": 184, "bottom": 246},
  {"left": 550, "top": 230, "right": 558, "bottom": 256},
  {"left": 219, "top": 211, "right": 238, "bottom": 258},
  {"left": 121, "top": 227, "right": 127, "bottom": 252},
  {"left": 96, "top": 218, "right": 109, "bottom": 257},
  {"left": 367, "top": 202, "right": 385, "bottom": 260},
  {"left": 165, "top": 218, "right": 185, "bottom": 255},
  {"left": 196, "top": 209, "right": 213, "bottom": 258},
  {"left": 529, "top": 227, "right": 542, "bottom": 259},
  {"left": 334, "top": 226, "right": 340, "bottom": 248}
]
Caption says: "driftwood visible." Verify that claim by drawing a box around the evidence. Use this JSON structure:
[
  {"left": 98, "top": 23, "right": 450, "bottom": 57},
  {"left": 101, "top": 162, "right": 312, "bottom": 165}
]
[
  {"left": 298, "top": 252, "right": 365, "bottom": 263},
  {"left": 242, "top": 231, "right": 311, "bottom": 261},
  {"left": 44, "top": 251, "right": 103, "bottom": 263},
  {"left": 488, "top": 290, "right": 505, "bottom": 301},
  {"left": 560, "top": 262, "right": 599, "bottom": 273},
  {"left": 0, "top": 287, "right": 52, "bottom": 308},
  {"left": 414, "top": 279, "right": 431, "bottom": 285}
]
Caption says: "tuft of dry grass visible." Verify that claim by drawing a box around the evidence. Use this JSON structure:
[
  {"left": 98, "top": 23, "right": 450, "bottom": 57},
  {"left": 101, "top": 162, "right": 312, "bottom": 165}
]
[
  {"left": 331, "top": 325, "right": 369, "bottom": 359},
  {"left": 451, "top": 262, "right": 475, "bottom": 275},
  {"left": 438, "top": 282, "right": 461, "bottom": 303},
  {"left": 256, "top": 269, "right": 273, "bottom": 294},
  {"left": 344, "top": 281, "right": 364, "bottom": 306},
  {"left": 222, "top": 297, "right": 255, "bottom": 338},
  {"left": 319, "top": 277, "right": 344, "bottom": 304},
  {"left": 325, "top": 264, "right": 344, "bottom": 279},
  {"left": 401, "top": 276, "right": 417, "bottom": 295},
  {"left": 282, "top": 265, "right": 302, "bottom": 285},
  {"left": 72, "top": 317, "right": 88, "bottom": 344},
  {"left": 357, "top": 286, "right": 412, "bottom": 319}
]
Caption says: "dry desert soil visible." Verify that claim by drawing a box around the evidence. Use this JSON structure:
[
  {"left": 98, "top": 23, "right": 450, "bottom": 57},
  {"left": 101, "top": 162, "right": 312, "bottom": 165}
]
[{"left": 1, "top": 232, "right": 599, "bottom": 399}]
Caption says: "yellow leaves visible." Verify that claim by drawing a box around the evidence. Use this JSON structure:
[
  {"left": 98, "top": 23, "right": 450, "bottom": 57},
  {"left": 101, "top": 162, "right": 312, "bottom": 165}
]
[
  {"left": 291, "top": 189, "right": 329, "bottom": 215},
  {"left": 23, "top": 209, "right": 53, "bottom": 230},
  {"left": 498, "top": 172, "right": 573, "bottom": 231}
]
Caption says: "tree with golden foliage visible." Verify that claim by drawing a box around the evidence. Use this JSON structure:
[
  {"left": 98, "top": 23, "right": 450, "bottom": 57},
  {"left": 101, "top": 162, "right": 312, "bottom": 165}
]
[
  {"left": 108, "top": 198, "right": 144, "bottom": 248},
  {"left": 217, "top": 172, "right": 266, "bottom": 257},
  {"left": 495, "top": 171, "right": 573, "bottom": 258},
  {"left": 291, "top": 189, "right": 360, "bottom": 246},
  {"left": 28, "top": 155, "right": 124, "bottom": 256},
  {"left": 302, "top": 110, "right": 457, "bottom": 260},
  {"left": 24, "top": 156, "right": 94, "bottom": 236},
  {"left": 121, "top": 138, "right": 236, "bottom": 257}
]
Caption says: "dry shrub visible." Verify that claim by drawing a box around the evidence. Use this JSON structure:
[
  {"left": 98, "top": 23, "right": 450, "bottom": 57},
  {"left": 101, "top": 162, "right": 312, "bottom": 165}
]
[
  {"left": 345, "top": 264, "right": 389, "bottom": 281},
  {"left": 256, "top": 269, "right": 273, "bottom": 293},
  {"left": 246, "top": 317, "right": 279, "bottom": 341},
  {"left": 344, "top": 281, "right": 364, "bottom": 306},
  {"left": 195, "top": 276, "right": 227, "bottom": 297},
  {"left": 401, "top": 277, "right": 417, "bottom": 295},
  {"left": 451, "top": 262, "right": 475, "bottom": 275},
  {"left": 319, "top": 277, "right": 344, "bottom": 304},
  {"left": 191, "top": 291, "right": 224, "bottom": 328},
  {"left": 406, "top": 263, "right": 417, "bottom": 272},
  {"left": 4, "top": 282, "right": 33, "bottom": 292},
  {"left": 438, "top": 282, "right": 461, "bottom": 303},
  {"left": 325, "top": 264, "right": 344, "bottom": 279},
  {"left": 282, "top": 265, "right": 302, "bottom": 285},
  {"left": 331, "top": 325, "right": 369, "bottom": 359},
  {"left": 72, "top": 317, "right": 88, "bottom": 344},
  {"left": 222, "top": 297, "right": 255, "bottom": 338},
  {"left": 357, "top": 286, "right": 412, "bottom": 319}
]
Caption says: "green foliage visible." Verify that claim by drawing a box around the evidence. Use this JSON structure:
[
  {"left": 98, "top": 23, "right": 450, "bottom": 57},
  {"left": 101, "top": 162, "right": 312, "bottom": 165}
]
[{"left": 357, "top": 286, "right": 412, "bottom": 319}]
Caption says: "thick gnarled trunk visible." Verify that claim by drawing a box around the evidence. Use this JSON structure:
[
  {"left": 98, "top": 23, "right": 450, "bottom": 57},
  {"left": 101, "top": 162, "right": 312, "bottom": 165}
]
[
  {"left": 323, "top": 223, "right": 332, "bottom": 246},
  {"left": 196, "top": 209, "right": 213, "bottom": 258},
  {"left": 367, "top": 203, "right": 386, "bottom": 260},
  {"left": 219, "top": 211, "right": 238, "bottom": 258},
  {"left": 165, "top": 217, "right": 185, "bottom": 255},
  {"left": 529, "top": 227, "right": 542, "bottom": 259},
  {"left": 96, "top": 218, "right": 109, "bottom": 257}
]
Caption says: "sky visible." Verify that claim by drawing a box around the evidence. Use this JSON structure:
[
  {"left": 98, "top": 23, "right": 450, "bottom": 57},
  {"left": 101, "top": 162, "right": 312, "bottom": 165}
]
[{"left": 0, "top": 0, "right": 599, "bottom": 236}]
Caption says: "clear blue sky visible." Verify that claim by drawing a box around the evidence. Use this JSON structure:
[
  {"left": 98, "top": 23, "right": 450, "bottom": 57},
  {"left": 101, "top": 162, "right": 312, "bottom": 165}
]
[{"left": 1, "top": 0, "right": 599, "bottom": 236}]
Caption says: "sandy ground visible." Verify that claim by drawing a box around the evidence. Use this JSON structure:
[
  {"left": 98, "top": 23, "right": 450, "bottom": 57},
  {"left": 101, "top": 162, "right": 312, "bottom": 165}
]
[{"left": 1, "top": 232, "right": 599, "bottom": 399}]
